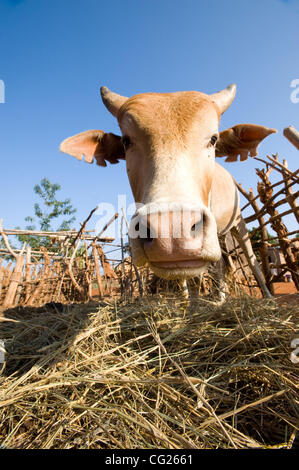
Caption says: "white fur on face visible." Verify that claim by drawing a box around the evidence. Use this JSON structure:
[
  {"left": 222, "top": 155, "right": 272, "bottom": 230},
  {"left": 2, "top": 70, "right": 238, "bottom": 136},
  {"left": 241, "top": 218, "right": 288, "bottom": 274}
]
[{"left": 119, "top": 93, "right": 221, "bottom": 278}]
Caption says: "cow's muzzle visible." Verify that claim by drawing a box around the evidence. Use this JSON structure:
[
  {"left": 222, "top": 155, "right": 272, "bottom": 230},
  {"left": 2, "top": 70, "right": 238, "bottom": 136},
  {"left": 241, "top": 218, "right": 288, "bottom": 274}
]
[{"left": 129, "top": 203, "right": 221, "bottom": 279}]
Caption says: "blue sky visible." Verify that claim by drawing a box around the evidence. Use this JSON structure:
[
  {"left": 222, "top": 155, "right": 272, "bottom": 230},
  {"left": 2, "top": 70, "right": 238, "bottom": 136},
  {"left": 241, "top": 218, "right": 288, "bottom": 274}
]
[{"left": 0, "top": 0, "right": 298, "bottom": 239}]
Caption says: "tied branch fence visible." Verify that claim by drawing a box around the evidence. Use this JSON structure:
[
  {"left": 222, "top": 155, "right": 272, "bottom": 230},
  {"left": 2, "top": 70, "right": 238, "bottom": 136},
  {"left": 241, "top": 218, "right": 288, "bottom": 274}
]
[
  {"left": 233, "top": 153, "right": 299, "bottom": 295},
  {"left": 213, "top": 126, "right": 299, "bottom": 297},
  {"left": 0, "top": 212, "right": 120, "bottom": 310}
]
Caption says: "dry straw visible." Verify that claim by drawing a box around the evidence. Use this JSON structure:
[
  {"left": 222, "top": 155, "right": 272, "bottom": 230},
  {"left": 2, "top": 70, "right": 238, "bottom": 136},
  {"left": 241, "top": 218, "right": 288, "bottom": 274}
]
[{"left": 0, "top": 293, "right": 298, "bottom": 449}]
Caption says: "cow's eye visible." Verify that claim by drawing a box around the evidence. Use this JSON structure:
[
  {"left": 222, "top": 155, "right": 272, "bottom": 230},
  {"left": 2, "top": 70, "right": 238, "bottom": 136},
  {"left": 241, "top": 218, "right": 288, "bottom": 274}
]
[
  {"left": 210, "top": 135, "right": 218, "bottom": 146},
  {"left": 121, "top": 136, "right": 132, "bottom": 151}
]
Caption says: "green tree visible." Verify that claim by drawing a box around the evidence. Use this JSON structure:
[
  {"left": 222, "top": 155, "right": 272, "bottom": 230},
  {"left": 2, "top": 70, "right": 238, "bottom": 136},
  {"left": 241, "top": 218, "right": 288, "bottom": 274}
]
[
  {"left": 17, "top": 178, "right": 77, "bottom": 251},
  {"left": 0, "top": 237, "right": 12, "bottom": 261}
]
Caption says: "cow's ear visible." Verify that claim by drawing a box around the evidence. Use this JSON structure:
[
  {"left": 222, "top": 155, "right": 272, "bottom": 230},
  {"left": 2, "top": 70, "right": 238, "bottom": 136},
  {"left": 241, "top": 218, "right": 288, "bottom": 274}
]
[
  {"left": 59, "top": 130, "right": 125, "bottom": 167},
  {"left": 216, "top": 124, "right": 277, "bottom": 162}
]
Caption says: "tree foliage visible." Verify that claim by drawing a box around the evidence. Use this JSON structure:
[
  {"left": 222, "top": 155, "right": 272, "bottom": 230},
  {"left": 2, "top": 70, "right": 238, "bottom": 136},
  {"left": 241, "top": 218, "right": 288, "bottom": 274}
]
[
  {"left": 16, "top": 178, "right": 77, "bottom": 251},
  {"left": 248, "top": 227, "right": 276, "bottom": 250}
]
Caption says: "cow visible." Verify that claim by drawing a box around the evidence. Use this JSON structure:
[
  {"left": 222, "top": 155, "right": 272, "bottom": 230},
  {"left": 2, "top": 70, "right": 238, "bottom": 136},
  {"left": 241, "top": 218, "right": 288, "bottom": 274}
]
[{"left": 60, "top": 84, "right": 276, "bottom": 300}]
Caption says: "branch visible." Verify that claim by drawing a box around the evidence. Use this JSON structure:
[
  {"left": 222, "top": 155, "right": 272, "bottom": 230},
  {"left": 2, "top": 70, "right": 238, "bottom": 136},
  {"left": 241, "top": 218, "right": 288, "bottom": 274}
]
[
  {"left": 0, "top": 219, "right": 18, "bottom": 258},
  {"left": 71, "top": 206, "right": 98, "bottom": 247},
  {"left": 283, "top": 125, "right": 299, "bottom": 150}
]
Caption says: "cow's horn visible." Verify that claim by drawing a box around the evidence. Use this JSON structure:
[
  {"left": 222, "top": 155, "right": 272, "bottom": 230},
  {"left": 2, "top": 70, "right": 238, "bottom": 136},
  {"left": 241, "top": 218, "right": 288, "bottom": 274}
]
[
  {"left": 210, "top": 83, "right": 237, "bottom": 114},
  {"left": 100, "top": 86, "right": 128, "bottom": 117}
]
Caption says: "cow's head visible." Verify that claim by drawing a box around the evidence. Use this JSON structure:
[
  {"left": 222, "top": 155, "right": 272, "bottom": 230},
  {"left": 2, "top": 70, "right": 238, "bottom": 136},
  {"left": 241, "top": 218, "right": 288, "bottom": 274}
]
[{"left": 60, "top": 85, "right": 276, "bottom": 279}]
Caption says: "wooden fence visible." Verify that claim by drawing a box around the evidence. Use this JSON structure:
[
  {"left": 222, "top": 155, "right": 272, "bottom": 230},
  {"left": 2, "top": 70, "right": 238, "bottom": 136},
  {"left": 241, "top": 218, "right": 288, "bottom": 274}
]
[
  {"left": 0, "top": 211, "right": 119, "bottom": 310},
  {"left": 234, "top": 153, "right": 298, "bottom": 294}
]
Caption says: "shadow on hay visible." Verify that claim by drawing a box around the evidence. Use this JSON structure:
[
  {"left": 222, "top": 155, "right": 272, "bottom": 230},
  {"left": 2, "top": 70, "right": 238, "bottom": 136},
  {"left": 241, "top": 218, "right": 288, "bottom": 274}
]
[
  {"left": 0, "top": 301, "right": 102, "bottom": 378},
  {"left": 0, "top": 295, "right": 194, "bottom": 379}
]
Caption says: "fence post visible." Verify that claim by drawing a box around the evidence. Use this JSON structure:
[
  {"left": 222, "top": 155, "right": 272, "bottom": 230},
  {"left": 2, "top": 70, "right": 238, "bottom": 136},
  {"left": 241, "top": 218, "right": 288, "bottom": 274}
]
[
  {"left": 25, "top": 246, "right": 32, "bottom": 303},
  {"left": 92, "top": 242, "right": 103, "bottom": 298},
  {"left": 2, "top": 252, "right": 25, "bottom": 308}
]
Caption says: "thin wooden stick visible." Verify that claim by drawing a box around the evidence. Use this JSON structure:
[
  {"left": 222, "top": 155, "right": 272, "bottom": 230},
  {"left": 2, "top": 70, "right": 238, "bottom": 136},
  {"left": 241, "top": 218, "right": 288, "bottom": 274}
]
[
  {"left": 68, "top": 239, "right": 84, "bottom": 294},
  {"left": 282, "top": 160, "right": 299, "bottom": 225},
  {"left": 25, "top": 246, "right": 32, "bottom": 302},
  {"left": 121, "top": 208, "right": 143, "bottom": 297},
  {"left": 0, "top": 219, "right": 18, "bottom": 258},
  {"left": 0, "top": 248, "right": 71, "bottom": 260},
  {"left": 71, "top": 206, "right": 98, "bottom": 247},
  {"left": 94, "top": 213, "right": 119, "bottom": 244},
  {"left": 2, "top": 245, "right": 26, "bottom": 308},
  {"left": 261, "top": 230, "right": 299, "bottom": 243},
  {"left": 25, "top": 247, "right": 50, "bottom": 306},
  {"left": 96, "top": 244, "right": 117, "bottom": 279},
  {"left": 1, "top": 228, "right": 113, "bottom": 242},
  {"left": 92, "top": 241, "right": 103, "bottom": 298},
  {"left": 248, "top": 207, "right": 299, "bottom": 234}
]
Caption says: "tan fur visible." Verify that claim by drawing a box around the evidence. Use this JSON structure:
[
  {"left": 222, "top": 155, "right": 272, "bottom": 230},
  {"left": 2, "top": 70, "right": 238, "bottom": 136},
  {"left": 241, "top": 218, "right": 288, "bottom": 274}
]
[
  {"left": 60, "top": 85, "right": 275, "bottom": 295},
  {"left": 118, "top": 92, "right": 220, "bottom": 208}
]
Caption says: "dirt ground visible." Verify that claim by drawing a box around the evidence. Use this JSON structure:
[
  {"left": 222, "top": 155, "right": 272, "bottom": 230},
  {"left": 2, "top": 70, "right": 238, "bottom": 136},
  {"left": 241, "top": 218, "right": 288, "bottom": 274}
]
[
  {"left": 273, "top": 281, "right": 298, "bottom": 306},
  {"left": 91, "top": 281, "right": 298, "bottom": 306}
]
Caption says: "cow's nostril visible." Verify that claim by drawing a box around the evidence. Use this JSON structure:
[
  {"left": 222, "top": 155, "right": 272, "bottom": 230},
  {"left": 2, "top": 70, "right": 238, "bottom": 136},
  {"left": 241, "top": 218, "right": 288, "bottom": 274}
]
[
  {"left": 138, "top": 222, "right": 153, "bottom": 243},
  {"left": 190, "top": 220, "right": 202, "bottom": 238}
]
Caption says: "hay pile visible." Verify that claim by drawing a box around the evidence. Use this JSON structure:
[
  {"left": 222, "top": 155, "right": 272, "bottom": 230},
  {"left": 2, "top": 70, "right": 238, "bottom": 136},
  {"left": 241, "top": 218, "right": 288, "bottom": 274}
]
[{"left": 0, "top": 294, "right": 298, "bottom": 449}]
